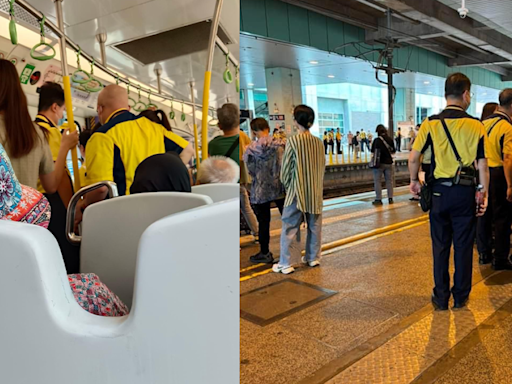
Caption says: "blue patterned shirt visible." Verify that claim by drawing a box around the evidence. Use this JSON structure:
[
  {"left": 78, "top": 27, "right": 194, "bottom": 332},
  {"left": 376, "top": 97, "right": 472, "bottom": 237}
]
[{"left": 243, "top": 135, "right": 286, "bottom": 204}]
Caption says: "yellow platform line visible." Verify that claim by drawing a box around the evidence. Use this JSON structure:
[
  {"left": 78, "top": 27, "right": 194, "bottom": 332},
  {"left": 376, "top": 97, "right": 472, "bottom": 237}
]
[
  {"left": 240, "top": 216, "right": 429, "bottom": 282},
  {"left": 240, "top": 201, "right": 411, "bottom": 246}
]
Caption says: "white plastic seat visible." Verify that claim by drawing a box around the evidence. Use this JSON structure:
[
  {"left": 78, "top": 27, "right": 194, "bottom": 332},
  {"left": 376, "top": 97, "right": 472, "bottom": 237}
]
[
  {"left": 192, "top": 183, "right": 239, "bottom": 203},
  {"left": 0, "top": 199, "right": 239, "bottom": 384},
  {"left": 80, "top": 192, "right": 213, "bottom": 307}
]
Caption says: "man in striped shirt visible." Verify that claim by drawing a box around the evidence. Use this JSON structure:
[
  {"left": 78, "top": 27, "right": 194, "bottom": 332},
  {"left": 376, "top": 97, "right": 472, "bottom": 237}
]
[{"left": 273, "top": 105, "right": 326, "bottom": 274}]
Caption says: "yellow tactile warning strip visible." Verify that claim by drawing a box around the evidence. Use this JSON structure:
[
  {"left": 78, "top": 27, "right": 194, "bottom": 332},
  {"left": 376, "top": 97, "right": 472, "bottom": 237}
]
[
  {"left": 325, "top": 272, "right": 512, "bottom": 384},
  {"left": 240, "top": 217, "right": 429, "bottom": 282}
]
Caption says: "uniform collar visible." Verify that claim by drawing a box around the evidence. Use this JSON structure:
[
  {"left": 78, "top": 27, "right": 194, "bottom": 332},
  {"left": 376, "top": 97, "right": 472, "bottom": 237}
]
[
  {"left": 445, "top": 105, "right": 465, "bottom": 111},
  {"left": 105, "top": 108, "right": 130, "bottom": 124},
  {"left": 36, "top": 113, "right": 57, "bottom": 128},
  {"left": 495, "top": 110, "right": 512, "bottom": 123}
]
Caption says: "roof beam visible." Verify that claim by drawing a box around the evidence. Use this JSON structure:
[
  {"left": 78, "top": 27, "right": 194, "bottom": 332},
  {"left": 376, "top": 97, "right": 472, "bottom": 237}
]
[
  {"left": 279, "top": 0, "right": 378, "bottom": 31},
  {"left": 379, "top": 0, "right": 512, "bottom": 58},
  {"left": 366, "top": 19, "right": 446, "bottom": 43},
  {"left": 449, "top": 52, "right": 511, "bottom": 67}
]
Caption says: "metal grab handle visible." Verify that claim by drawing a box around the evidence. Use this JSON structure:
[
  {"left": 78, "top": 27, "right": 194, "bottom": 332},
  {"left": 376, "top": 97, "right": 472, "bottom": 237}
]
[{"left": 66, "top": 181, "right": 118, "bottom": 245}]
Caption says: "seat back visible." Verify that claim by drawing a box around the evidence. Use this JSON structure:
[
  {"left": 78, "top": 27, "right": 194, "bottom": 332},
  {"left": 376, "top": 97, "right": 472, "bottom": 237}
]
[
  {"left": 191, "top": 183, "right": 239, "bottom": 202},
  {"left": 0, "top": 199, "right": 239, "bottom": 383},
  {"left": 80, "top": 192, "right": 212, "bottom": 307}
]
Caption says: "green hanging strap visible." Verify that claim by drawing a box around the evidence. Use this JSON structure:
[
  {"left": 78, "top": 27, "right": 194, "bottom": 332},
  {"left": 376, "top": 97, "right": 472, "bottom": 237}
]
[
  {"left": 223, "top": 52, "right": 233, "bottom": 84},
  {"left": 71, "top": 47, "right": 91, "bottom": 84},
  {"left": 8, "top": 0, "right": 17, "bottom": 45},
  {"left": 115, "top": 73, "right": 119, "bottom": 85},
  {"left": 133, "top": 85, "right": 148, "bottom": 112},
  {"left": 84, "top": 57, "right": 103, "bottom": 92},
  {"left": 235, "top": 65, "right": 240, "bottom": 93},
  {"left": 127, "top": 81, "right": 136, "bottom": 108},
  {"left": 169, "top": 98, "right": 175, "bottom": 120},
  {"left": 181, "top": 102, "right": 186, "bottom": 122},
  {"left": 30, "top": 14, "right": 56, "bottom": 61},
  {"left": 147, "top": 92, "right": 157, "bottom": 109}
]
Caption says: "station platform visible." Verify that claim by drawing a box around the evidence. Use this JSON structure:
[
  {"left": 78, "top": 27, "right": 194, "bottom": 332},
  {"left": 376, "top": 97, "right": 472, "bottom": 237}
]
[{"left": 240, "top": 187, "right": 512, "bottom": 384}]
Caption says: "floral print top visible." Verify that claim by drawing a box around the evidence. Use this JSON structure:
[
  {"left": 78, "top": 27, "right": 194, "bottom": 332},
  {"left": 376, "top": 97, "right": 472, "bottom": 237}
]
[
  {"left": 0, "top": 143, "right": 22, "bottom": 219},
  {"left": 243, "top": 135, "right": 286, "bottom": 204}
]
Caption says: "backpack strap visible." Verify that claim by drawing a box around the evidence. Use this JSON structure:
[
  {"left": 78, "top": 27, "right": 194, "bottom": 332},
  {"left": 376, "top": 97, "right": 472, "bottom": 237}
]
[
  {"left": 487, "top": 117, "right": 503, "bottom": 137},
  {"left": 224, "top": 137, "right": 240, "bottom": 158}
]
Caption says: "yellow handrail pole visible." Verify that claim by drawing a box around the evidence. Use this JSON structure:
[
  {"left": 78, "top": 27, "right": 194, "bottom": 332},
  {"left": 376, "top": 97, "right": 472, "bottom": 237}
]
[
  {"left": 55, "top": 0, "right": 80, "bottom": 191},
  {"left": 201, "top": 0, "right": 224, "bottom": 162},
  {"left": 190, "top": 81, "right": 200, "bottom": 166}
]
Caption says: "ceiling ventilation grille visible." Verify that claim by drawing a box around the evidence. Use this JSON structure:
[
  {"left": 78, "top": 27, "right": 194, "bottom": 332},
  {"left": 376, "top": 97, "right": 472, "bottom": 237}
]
[{"left": 112, "top": 20, "right": 232, "bottom": 65}]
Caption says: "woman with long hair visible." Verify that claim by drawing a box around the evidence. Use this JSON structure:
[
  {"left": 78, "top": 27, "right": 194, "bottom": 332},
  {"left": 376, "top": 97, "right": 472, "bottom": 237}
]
[
  {"left": 139, "top": 109, "right": 173, "bottom": 131},
  {"left": 0, "top": 59, "right": 77, "bottom": 192},
  {"left": 273, "top": 105, "right": 325, "bottom": 274},
  {"left": 371, "top": 124, "right": 396, "bottom": 205},
  {"left": 481, "top": 102, "right": 499, "bottom": 121}
]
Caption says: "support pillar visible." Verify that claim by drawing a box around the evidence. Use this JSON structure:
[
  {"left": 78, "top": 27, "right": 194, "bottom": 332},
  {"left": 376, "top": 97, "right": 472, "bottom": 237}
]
[{"left": 265, "top": 67, "right": 302, "bottom": 136}]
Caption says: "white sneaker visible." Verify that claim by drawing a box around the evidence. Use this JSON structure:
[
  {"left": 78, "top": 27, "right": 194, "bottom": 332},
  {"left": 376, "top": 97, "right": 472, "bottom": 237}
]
[
  {"left": 301, "top": 256, "right": 320, "bottom": 267},
  {"left": 272, "top": 264, "right": 295, "bottom": 274}
]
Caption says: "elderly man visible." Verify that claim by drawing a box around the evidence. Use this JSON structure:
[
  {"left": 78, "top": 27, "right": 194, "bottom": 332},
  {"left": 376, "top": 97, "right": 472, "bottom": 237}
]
[
  {"left": 197, "top": 156, "right": 239, "bottom": 184},
  {"left": 75, "top": 85, "right": 193, "bottom": 226}
]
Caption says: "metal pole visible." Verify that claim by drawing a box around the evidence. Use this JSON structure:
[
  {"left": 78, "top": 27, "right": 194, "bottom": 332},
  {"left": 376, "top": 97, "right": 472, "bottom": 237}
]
[
  {"left": 386, "top": 8, "right": 396, "bottom": 188},
  {"left": 154, "top": 64, "right": 163, "bottom": 94},
  {"left": 190, "top": 81, "right": 200, "bottom": 167},
  {"left": 201, "top": 0, "right": 224, "bottom": 161},
  {"left": 54, "top": 0, "right": 80, "bottom": 191},
  {"left": 95, "top": 30, "right": 107, "bottom": 66}
]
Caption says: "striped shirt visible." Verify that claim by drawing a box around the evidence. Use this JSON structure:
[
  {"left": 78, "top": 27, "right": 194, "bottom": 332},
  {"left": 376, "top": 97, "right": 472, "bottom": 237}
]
[{"left": 281, "top": 132, "right": 325, "bottom": 214}]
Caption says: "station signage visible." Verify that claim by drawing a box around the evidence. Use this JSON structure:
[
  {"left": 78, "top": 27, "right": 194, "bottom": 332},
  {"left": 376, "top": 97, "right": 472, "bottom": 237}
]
[{"left": 269, "top": 114, "right": 285, "bottom": 121}]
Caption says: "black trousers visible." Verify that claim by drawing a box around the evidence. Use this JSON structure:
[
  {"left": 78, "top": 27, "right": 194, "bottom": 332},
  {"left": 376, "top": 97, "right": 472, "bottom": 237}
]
[
  {"left": 45, "top": 192, "right": 81, "bottom": 274},
  {"left": 324, "top": 142, "right": 328, "bottom": 154},
  {"left": 253, "top": 198, "right": 285, "bottom": 255},
  {"left": 336, "top": 140, "right": 341, "bottom": 154},
  {"left": 395, "top": 137, "right": 401, "bottom": 151},
  {"left": 430, "top": 184, "right": 476, "bottom": 304},
  {"left": 329, "top": 142, "right": 335, "bottom": 154},
  {"left": 489, "top": 167, "right": 512, "bottom": 262}
]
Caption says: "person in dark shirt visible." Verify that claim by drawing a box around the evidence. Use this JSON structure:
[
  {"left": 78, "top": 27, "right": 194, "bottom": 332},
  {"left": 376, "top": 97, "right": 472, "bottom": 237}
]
[{"left": 371, "top": 124, "right": 396, "bottom": 205}]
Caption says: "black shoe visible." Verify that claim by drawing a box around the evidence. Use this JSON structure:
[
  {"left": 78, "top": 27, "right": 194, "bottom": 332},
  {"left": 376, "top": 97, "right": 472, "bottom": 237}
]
[
  {"left": 388, "top": 198, "right": 394, "bottom": 204},
  {"left": 453, "top": 297, "right": 469, "bottom": 309},
  {"left": 410, "top": 197, "right": 420, "bottom": 201},
  {"left": 249, "top": 252, "right": 274, "bottom": 264},
  {"left": 372, "top": 200, "right": 383, "bottom": 206},
  {"left": 492, "top": 258, "right": 512, "bottom": 270},
  {"left": 431, "top": 295, "right": 448, "bottom": 311},
  {"left": 479, "top": 253, "right": 492, "bottom": 265}
]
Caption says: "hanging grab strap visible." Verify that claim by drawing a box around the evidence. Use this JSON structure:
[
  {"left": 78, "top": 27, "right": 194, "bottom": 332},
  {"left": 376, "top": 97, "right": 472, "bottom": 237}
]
[
  {"left": 30, "top": 14, "right": 56, "bottom": 61},
  {"left": 235, "top": 66, "right": 240, "bottom": 92},
  {"left": 181, "top": 102, "right": 186, "bottom": 122},
  {"left": 127, "top": 81, "right": 136, "bottom": 108},
  {"left": 71, "top": 46, "right": 91, "bottom": 84},
  {"left": 133, "top": 85, "right": 148, "bottom": 112},
  {"left": 8, "top": 0, "right": 17, "bottom": 45},
  {"left": 223, "top": 52, "right": 233, "bottom": 84},
  {"left": 147, "top": 91, "right": 157, "bottom": 109},
  {"left": 169, "top": 98, "right": 175, "bottom": 120},
  {"left": 83, "top": 57, "right": 103, "bottom": 92}
]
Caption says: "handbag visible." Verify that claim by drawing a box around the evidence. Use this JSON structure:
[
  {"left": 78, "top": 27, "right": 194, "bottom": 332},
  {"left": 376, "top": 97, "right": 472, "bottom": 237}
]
[
  {"left": 369, "top": 148, "right": 381, "bottom": 168},
  {"left": 420, "top": 183, "right": 432, "bottom": 212}
]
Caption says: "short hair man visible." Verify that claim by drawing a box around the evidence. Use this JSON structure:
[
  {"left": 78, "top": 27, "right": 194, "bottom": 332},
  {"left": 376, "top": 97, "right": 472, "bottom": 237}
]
[
  {"left": 209, "top": 103, "right": 259, "bottom": 240},
  {"left": 196, "top": 156, "right": 239, "bottom": 184},
  {"left": 409, "top": 72, "right": 489, "bottom": 310}
]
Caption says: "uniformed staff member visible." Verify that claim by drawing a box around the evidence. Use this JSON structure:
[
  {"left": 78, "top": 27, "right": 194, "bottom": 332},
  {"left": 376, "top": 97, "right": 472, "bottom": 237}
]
[
  {"left": 409, "top": 73, "right": 489, "bottom": 311},
  {"left": 75, "top": 85, "right": 194, "bottom": 225},
  {"left": 35, "top": 82, "right": 80, "bottom": 273},
  {"left": 484, "top": 89, "right": 512, "bottom": 270}
]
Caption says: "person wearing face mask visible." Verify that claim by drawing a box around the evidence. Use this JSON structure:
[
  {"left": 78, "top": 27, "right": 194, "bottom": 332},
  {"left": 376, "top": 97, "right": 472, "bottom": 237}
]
[
  {"left": 244, "top": 118, "right": 286, "bottom": 264},
  {"left": 409, "top": 73, "right": 489, "bottom": 311},
  {"left": 35, "top": 81, "right": 81, "bottom": 273}
]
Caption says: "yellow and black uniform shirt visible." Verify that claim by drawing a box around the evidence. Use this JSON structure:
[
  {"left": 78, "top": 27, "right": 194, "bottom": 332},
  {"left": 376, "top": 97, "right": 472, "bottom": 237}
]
[
  {"left": 34, "top": 114, "right": 72, "bottom": 193},
  {"left": 85, "top": 109, "right": 189, "bottom": 196},
  {"left": 483, "top": 111, "right": 512, "bottom": 168},
  {"left": 413, "top": 105, "right": 487, "bottom": 180},
  {"left": 336, "top": 132, "right": 341, "bottom": 140}
]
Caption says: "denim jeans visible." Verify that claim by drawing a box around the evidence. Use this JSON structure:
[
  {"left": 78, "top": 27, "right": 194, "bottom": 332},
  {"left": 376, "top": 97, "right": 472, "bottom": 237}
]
[
  {"left": 373, "top": 164, "right": 394, "bottom": 200},
  {"left": 279, "top": 199, "right": 322, "bottom": 267},
  {"left": 240, "top": 184, "right": 258, "bottom": 236}
]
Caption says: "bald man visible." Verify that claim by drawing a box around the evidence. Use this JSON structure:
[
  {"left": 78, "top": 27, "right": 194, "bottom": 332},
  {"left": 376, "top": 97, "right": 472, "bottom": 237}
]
[{"left": 76, "top": 85, "right": 194, "bottom": 223}]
